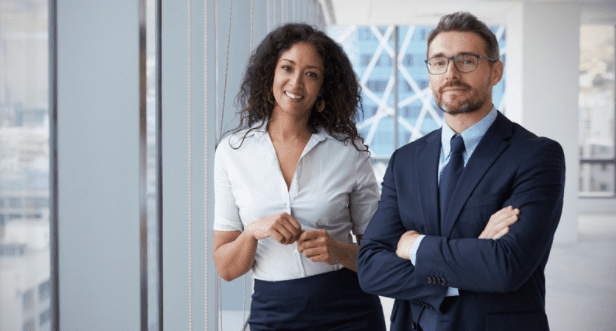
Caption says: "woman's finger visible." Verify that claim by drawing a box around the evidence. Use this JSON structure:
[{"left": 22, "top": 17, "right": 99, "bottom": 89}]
[
  {"left": 271, "top": 225, "right": 294, "bottom": 244},
  {"left": 297, "top": 238, "right": 318, "bottom": 253}
]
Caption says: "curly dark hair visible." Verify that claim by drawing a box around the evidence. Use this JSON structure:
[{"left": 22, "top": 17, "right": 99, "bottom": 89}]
[
  {"left": 230, "top": 23, "right": 367, "bottom": 152},
  {"left": 427, "top": 12, "right": 500, "bottom": 60}
]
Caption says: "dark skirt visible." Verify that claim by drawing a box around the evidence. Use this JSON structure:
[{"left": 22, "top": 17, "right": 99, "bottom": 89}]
[{"left": 248, "top": 268, "right": 386, "bottom": 331}]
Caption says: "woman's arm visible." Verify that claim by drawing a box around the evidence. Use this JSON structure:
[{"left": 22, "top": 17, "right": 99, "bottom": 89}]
[
  {"left": 297, "top": 232, "right": 363, "bottom": 272},
  {"left": 213, "top": 230, "right": 258, "bottom": 282},
  {"left": 213, "top": 212, "right": 303, "bottom": 281}
]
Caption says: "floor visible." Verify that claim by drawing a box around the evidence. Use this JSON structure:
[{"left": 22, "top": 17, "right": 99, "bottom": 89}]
[
  {"left": 544, "top": 214, "right": 616, "bottom": 331},
  {"left": 222, "top": 214, "right": 616, "bottom": 331}
]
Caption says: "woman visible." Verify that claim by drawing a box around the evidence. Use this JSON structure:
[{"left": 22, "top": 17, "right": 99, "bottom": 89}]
[{"left": 213, "top": 23, "right": 386, "bottom": 331}]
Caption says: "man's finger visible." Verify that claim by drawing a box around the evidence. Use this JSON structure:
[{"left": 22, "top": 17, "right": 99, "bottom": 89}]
[{"left": 493, "top": 226, "right": 510, "bottom": 240}]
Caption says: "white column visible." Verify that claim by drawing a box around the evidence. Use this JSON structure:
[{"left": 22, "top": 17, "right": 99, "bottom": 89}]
[
  {"left": 57, "top": 0, "right": 141, "bottom": 329},
  {"left": 506, "top": 3, "right": 580, "bottom": 243}
]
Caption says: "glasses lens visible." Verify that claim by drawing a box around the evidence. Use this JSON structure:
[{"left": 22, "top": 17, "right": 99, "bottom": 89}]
[
  {"left": 428, "top": 57, "right": 448, "bottom": 74},
  {"left": 455, "top": 55, "right": 478, "bottom": 72}
]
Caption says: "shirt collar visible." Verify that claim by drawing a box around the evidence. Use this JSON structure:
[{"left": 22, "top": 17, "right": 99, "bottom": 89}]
[{"left": 441, "top": 106, "right": 497, "bottom": 156}]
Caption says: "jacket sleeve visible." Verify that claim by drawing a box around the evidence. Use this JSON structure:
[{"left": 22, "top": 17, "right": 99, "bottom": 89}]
[
  {"left": 357, "top": 149, "right": 448, "bottom": 308},
  {"left": 414, "top": 139, "right": 565, "bottom": 293}
]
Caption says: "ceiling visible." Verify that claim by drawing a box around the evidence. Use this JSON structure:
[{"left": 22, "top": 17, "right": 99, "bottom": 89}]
[{"left": 325, "top": 0, "right": 616, "bottom": 26}]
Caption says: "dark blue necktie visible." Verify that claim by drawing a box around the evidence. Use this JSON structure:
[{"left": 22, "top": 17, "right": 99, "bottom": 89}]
[{"left": 439, "top": 134, "right": 465, "bottom": 227}]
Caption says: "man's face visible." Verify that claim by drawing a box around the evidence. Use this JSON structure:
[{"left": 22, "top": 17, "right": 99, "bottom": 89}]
[{"left": 427, "top": 31, "right": 502, "bottom": 115}]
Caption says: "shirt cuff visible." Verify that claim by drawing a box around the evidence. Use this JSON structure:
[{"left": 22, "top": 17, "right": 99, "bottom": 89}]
[
  {"left": 408, "top": 234, "right": 426, "bottom": 265},
  {"left": 446, "top": 287, "right": 460, "bottom": 297},
  {"left": 408, "top": 235, "right": 459, "bottom": 296}
]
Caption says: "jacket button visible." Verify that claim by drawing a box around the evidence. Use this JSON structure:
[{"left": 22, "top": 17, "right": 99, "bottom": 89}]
[{"left": 426, "top": 277, "right": 432, "bottom": 284}]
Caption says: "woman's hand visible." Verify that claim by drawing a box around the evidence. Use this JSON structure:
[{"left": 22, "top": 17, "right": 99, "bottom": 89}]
[
  {"left": 297, "top": 229, "right": 340, "bottom": 265},
  {"left": 245, "top": 212, "right": 303, "bottom": 245}
]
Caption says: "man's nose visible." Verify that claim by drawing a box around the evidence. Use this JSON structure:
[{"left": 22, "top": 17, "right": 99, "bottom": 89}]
[{"left": 444, "top": 58, "right": 461, "bottom": 79}]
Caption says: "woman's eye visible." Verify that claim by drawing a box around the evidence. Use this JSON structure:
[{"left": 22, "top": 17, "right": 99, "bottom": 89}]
[
  {"left": 307, "top": 72, "right": 318, "bottom": 78},
  {"left": 282, "top": 65, "right": 292, "bottom": 71}
]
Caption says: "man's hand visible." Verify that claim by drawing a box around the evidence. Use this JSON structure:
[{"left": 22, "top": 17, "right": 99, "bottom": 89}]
[
  {"left": 479, "top": 206, "right": 520, "bottom": 239},
  {"left": 297, "top": 229, "right": 340, "bottom": 265},
  {"left": 396, "top": 230, "right": 421, "bottom": 260}
]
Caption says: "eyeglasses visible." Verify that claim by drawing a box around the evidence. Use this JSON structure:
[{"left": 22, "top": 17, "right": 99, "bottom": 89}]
[{"left": 424, "top": 54, "right": 498, "bottom": 75}]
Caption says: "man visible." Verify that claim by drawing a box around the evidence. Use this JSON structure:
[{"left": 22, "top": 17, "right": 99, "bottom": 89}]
[{"left": 357, "top": 12, "right": 565, "bottom": 331}]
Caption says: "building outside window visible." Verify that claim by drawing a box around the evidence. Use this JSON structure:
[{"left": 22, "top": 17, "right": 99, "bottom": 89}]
[
  {"left": 0, "top": 1, "right": 51, "bottom": 330},
  {"left": 579, "top": 25, "right": 615, "bottom": 197}
]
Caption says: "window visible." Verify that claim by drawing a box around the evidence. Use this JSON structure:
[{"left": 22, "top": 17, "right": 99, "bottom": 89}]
[
  {"left": 8, "top": 197, "right": 23, "bottom": 209},
  {"left": 365, "top": 80, "right": 389, "bottom": 93},
  {"left": 39, "top": 279, "right": 50, "bottom": 302},
  {"left": 23, "top": 289, "right": 35, "bottom": 312},
  {"left": 403, "top": 54, "right": 413, "bottom": 66},
  {"left": 579, "top": 25, "right": 616, "bottom": 196},
  {"left": 39, "top": 308, "right": 51, "bottom": 326},
  {"left": 0, "top": 1, "right": 50, "bottom": 330},
  {"left": 360, "top": 54, "right": 372, "bottom": 66},
  {"left": 23, "top": 319, "right": 35, "bottom": 331},
  {"left": 377, "top": 54, "right": 392, "bottom": 67},
  {"left": 403, "top": 81, "right": 413, "bottom": 92}
]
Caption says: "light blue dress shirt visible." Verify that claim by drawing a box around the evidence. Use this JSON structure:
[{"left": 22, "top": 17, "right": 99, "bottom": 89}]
[{"left": 409, "top": 106, "right": 498, "bottom": 297}]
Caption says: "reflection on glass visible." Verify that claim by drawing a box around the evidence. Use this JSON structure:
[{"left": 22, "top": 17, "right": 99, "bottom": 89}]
[
  {"left": 0, "top": 0, "right": 51, "bottom": 330},
  {"left": 579, "top": 25, "right": 615, "bottom": 161},
  {"left": 580, "top": 163, "right": 615, "bottom": 194}
]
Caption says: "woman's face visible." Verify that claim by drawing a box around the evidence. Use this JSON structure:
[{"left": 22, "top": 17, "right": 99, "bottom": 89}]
[{"left": 271, "top": 42, "right": 324, "bottom": 120}]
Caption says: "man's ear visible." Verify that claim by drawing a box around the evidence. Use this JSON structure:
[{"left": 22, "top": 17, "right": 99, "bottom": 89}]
[{"left": 490, "top": 60, "right": 504, "bottom": 86}]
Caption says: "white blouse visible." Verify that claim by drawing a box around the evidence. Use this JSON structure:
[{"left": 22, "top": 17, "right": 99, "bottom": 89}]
[{"left": 214, "top": 122, "right": 380, "bottom": 281}]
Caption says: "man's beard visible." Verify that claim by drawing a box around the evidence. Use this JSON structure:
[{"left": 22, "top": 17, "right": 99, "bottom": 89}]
[{"left": 434, "top": 82, "right": 491, "bottom": 115}]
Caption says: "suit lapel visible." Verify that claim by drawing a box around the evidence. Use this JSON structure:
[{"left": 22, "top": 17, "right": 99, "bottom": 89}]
[
  {"left": 415, "top": 130, "right": 442, "bottom": 235},
  {"left": 442, "top": 112, "right": 514, "bottom": 238}
]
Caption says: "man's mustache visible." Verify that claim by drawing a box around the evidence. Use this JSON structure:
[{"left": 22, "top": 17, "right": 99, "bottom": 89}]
[{"left": 440, "top": 82, "right": 471, "bottom": 92}]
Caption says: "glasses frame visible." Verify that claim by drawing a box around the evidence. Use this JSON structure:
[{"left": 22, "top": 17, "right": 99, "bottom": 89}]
[{"left": 424, "top": 53, "right": 499, "bottom": 75}]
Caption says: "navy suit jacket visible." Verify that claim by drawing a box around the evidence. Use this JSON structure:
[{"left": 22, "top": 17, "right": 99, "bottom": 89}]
[{"left": 357, "top": 112, "right": 565, "bottom": 331}]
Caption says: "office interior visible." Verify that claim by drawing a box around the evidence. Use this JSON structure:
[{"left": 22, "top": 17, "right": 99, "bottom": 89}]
[{"left": 0, "top": 0, "right": 615, "bottom": 330}]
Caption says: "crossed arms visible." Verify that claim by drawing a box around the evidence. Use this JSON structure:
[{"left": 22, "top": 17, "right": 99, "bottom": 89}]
[{"left": 357, "top": 138, "right": 565, "bottom": 307}]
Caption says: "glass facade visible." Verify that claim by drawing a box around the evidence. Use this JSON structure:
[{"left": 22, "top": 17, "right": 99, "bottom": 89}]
[{"left": 0, "top": 0, "right": 51, "bottom": 330}]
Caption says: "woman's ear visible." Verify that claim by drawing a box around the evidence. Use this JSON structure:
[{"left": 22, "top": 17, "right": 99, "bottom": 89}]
[{"left": 318, "top": 99, "right": 325, "bottom": 113}]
